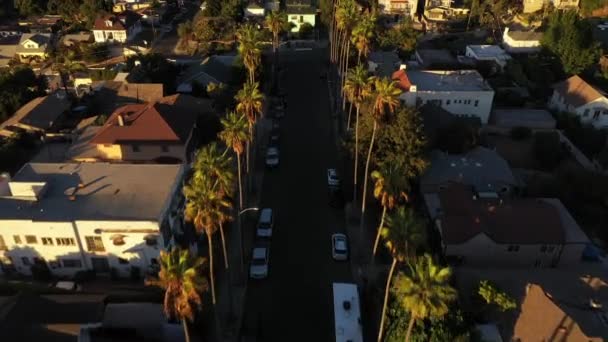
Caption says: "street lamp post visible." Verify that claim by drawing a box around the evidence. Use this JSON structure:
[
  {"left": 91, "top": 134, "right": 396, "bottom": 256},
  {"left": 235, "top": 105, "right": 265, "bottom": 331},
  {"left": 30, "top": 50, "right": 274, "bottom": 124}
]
[{"left": 238, "top": 207, "right": 259, "bottom": 279}]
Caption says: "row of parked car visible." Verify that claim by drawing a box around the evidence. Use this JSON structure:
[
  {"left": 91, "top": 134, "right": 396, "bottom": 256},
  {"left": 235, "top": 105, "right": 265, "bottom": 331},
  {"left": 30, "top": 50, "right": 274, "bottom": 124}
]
[{"left": 265, "top": 97, "right": 285, "bottom": 168}]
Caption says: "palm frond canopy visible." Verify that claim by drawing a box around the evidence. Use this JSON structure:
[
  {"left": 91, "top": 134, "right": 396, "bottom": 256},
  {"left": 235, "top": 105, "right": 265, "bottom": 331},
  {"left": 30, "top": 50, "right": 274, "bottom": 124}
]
[
  {"left": 146, "top": 248, "right": 209, "bottom": 322},
  {"left": 219, "top": 111, "right": 249, "bottom": 155},
  {"left": 183, "top": 174, "right": 233, "bottom": 235},
  {"left": 343, "top": 64, "right": 373, "bottom": 104},
  {"left": 381, "top": 206, "right": 426, "bottom": 261},
  {"left": 192, "top": 142, "right": 234, "bottom": 195},
  {"left": 235, "top": 81, "right": 264, "bottom": 125},
  {"left": 371, "top": 163, "right": 410, "bottom": 209},
  {"left": 371, "top": 77, "right": 402, "bottom": 121}
]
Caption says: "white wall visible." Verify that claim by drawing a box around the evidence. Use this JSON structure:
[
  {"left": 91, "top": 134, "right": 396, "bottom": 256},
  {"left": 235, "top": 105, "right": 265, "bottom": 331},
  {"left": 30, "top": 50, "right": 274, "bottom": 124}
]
[
  {"left": 93, "top": 30, "right": 128, "bottom": 43},
  {"left": 287, "top": 14, "right": 316, "bottom": 33},
  {"left": 245, "top": 7, "right": 265, "bottom": 17},
  {"left": 549, "top": 90, "right": 608, "bottom": 128},
  {"left": 401, "top": 89, "right": 495, "bottom": 123}
]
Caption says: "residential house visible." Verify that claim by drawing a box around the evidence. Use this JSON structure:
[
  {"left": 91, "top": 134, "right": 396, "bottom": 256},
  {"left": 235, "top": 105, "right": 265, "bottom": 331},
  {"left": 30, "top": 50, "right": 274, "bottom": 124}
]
[
  {"left": 492, "top": 108, "right": 556, "bottom": 129},
  {"left": 176, "top": 55, "right": 237, "bottom": 92},
  {"left": 80, "top": 303, "right": 184, "bottom": 341},
  {"left": 286, "top": 1, "right": 316, "bottom": 33},
  {"left": 502, "top": 27, "right": 543, "bottom": 53},
  {"left": 70, "top": 94, "right": 212, "bottom": 163},
  {"left": 393, "top": 67, "right": 495, "bottom": 123},
  {"left": 15, "top": 33, "right": 51, "bottom": 63},
  {"left": 0, "top": 163, "right": 186, "bottom": 277},
  {"left": 378, "top": 0, "right": 418, "bottom": 17},
  {"left": 465, "top": 45, "right": 512, "bottom": 70},
  {"left": 523, "top": 0, "right": 546, "bottom": 13},
  {"left": 456, "top": 267, "right": 608, "bottom": 341},
  {"left": 61, "top": 32, "right": 94, "bottom": 47},
  {"left": 552, "top": 0, "right": 580, "bottom": 11},
  {"left": 367, "top": 50, "right": 401, "bottom": 77},
  {"left": 423, "top": 0, "right": 470, "bottom": 22},
  {"left": 426, "top": 183, "right": 591, "bottom": 267},
  {"left": 89, "top": 80, "right": 164, "bottom": 116},
  {"left": 415, "top": 48, "right": 459, "bottom": 69},
  {"left": 245, "top": 1, "right": 266, "bottom": 17},
  {"left": 93, "top": 11, "right": 142, "bottom": 43},
  {"left": 0, "top": 91, "right": 71, "bottom": 137},
  {"left": 420, "top": 147, "right": 518, "bottom": 195},
  {"left": 549, "top": 75, "right": 608, "bottom": 128}
]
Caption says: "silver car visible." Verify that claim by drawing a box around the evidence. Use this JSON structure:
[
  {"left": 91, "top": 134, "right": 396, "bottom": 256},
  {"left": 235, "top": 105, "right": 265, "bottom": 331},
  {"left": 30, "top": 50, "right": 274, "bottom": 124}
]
[
  {"left": 250, "top": 247, "right": 269, "bottom": 279},
  {"left": 332, "top": 233, "right": 348, "bottom": 261}
]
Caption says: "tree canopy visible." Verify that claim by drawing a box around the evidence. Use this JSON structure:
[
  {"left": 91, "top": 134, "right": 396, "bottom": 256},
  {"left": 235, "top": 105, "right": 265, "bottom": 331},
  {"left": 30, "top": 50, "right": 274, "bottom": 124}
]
[{"left": 542, "top": 10, "right": 600, "bottom": 75}]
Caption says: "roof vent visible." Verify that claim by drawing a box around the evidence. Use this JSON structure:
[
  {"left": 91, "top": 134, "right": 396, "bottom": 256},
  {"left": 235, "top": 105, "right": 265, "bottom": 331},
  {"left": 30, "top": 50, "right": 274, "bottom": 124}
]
[{"left": 343, "top": 300, "right": 351, "bottom": 311}]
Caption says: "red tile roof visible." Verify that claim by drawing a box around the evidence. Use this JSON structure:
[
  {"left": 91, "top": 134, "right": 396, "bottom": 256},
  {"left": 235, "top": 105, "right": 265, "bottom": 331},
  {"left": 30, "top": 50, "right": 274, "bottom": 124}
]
[
  {"left": 392, "top": 69, "right": 411, "bottom": 91},
  {"left": 93, "top": 11, "right": 141, "bottom": 31},
  {"left": 90, "top": 94, "right": 212, "bottom": 145},
  {"left": 438, "top": 183, "right": 566, "bottom": 245}
]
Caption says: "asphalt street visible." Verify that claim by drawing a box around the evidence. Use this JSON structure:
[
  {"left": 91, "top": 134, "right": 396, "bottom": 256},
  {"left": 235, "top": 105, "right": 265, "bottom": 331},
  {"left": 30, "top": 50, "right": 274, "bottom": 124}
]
[{"left": 242, "top": 47, "right": 353, "bottom": 341}]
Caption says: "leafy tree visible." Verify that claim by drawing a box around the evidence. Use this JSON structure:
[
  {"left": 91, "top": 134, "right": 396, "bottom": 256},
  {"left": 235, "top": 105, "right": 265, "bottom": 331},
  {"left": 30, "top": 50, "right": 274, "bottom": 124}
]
[
  {"left": 542, "top": 10, "right": 600, "bottom": 75},
  {"left": 351, "top": 10, "right": 376, "bottom": 62},
  {"left": 178, "top": 20, "right": 194, "bottom": 44},
  {"left": 392, "top": 255, "right": 457, "bottom": 342},
  {"left": 203, "top": 0, "right": 222, "bottom": 16},
  {"left": 477, "top": 280, "right": 517, "bottom": 312},
  {"left": 377, "top": 19, "right": 419, "bottom": 58},
  {"left": 145, "top": 248, "right": 208, "bottom": 342},
  {"left": 14, "top": 0, "right": 45, "bottom": 17},
  {"left": 0, "top": 66, "right": 46, "bottom": 123},
  {"left": 378, "top": 207, "right": 427, "bottom": 342},
  {"left": 125, "top": 53, "right": 178, "bottom": 93},
  {"left": 298, "top": 22, "right": 314, "bottom": 39},
  {"left": 220, "top": 0, "right": 242, "bottom": 20},
  {"left": 219, "top": 111, "right": 249, "bottom": 210},
  {"left": 435, "top": 119, "right": 479, "bottom": 154}
]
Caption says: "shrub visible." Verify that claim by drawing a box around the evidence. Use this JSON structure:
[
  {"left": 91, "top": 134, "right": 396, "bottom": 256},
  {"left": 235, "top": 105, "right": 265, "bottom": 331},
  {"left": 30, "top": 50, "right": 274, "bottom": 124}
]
[
  {"left": 510, "top": 126, "right": 532, "bottom": 140},
  {"left": 534, "top": 131, "right": 563, "bottom": 170},
  {"left": 435, "top": 120, "right": 479, "bottom": 154},
  {"left": 298, "top": 22, "right": 314, "bottom": 39}
]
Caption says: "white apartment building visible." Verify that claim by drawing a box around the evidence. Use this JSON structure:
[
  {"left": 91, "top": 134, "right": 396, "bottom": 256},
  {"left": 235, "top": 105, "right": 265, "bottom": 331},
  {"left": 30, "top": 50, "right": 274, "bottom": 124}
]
[
  {"left": 549, "top": 75, "right": 608, "bottom": 128},
  {"left": 0, "top": 163, "right": 186, "bottom": 278},
  {"left": 393, "top": 68, "right": 495, "bottom": 123}
]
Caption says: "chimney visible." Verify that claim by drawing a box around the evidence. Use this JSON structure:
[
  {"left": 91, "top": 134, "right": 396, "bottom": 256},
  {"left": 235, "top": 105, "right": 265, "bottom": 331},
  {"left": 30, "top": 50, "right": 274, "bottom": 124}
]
[
  {"left": 399, "top": 64, "right": 407, "bottom": 70},
  {"left": 0, "top": 172, "right": 10, "bottom": 196},
  {"left": 117, "top": 114, "right": 125, "bottom": 126}
]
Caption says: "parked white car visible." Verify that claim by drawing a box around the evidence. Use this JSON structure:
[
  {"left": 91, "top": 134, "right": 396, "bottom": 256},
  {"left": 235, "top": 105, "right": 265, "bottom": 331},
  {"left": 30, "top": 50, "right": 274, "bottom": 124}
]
[
  {"left": 250, "top": 247, "right": 269, "bottom": 279},
  {"left": 327, "top": 168, "right": 340, "bottom": 188},
  {"left": 598, "top": 22, "right": 608, "bottom": 30},
  {"left": 332, "top": 233, "right": 348, "bottom": 261},
  {"left": 256, "top": 208, "right": 274, "bottom": 238},
  {"left": 266, "top": 147, "right": 280, "bottom": 168}
]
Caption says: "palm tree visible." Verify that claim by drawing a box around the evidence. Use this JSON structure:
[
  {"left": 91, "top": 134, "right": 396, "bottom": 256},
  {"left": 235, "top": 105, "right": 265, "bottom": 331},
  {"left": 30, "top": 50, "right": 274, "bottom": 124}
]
[
  {"left": 351, "top": 10, "right": 376, "bottom": 63},
  {"left": 145, "top": 248, "right": 208, "bottom": 342},
  {"left": 183, "top": 175, "right": 231, "bottom": 304},
  {"left": 219, "top": 111, "right": 249, "bottom": 210},
  {"left": 235, "top": 81, "right": 264, "bottom": 174},
  {"left": 370, "top": 163, "right": 410, "bottom": 259},
  {"left": 237, "top": 24, "right": 262, "bottom": 84},
  {"left": 265, "top": 11, "right": 288, "bottom": 54},
  {"left": 335, "top": 0, "right": 359, "bottom": 108},
  {"left": 360, "top": 78, "right": 401, "bottom": 233},
  {"left": 392, "top": 255, "right": 458, "bottom": 342},
  {"left": 343, "top": 65, "right": 373, "bottom": 203},
  {"left": 377, "top": 206, "right": 426, "bottom": 342}
]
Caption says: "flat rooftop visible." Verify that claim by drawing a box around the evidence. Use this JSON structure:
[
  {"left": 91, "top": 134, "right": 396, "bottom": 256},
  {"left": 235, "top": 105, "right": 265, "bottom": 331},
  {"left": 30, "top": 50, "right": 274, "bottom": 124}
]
[
  {"left": 0, "top": 163, "right": 183, "bottom": 221},
  {"left": 407, "top": 70, "right": 492, "bottom": 91},
  {"left": 467, "top": 45, "right": 510, "bottom": 58},
  {"left": 333, "top": 283, "right": 363, "bottom": 342}
]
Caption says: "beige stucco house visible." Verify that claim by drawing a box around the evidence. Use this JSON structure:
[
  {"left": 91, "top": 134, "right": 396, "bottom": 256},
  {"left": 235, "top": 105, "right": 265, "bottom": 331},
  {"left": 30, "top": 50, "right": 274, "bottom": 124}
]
[
  {"left": 71, "top": 94, "right": 213, "bottom": 163},
  {"left": 0, "top": 163, "right": 185, "bottom": 277},
  {"left": 427, "top": 183, "right": 590, "bottom": 267}
]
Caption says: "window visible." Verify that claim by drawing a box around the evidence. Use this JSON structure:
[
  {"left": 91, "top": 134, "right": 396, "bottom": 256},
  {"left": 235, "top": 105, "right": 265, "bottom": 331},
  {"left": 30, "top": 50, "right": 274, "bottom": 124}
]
[
  {"left": 594, "top": 110, "right": 601, "bottom": 119},
  {"left": 118, "top": 257, "right": 129, "bottom": 264},
  {"left": 507, "top": 245, "right": 520, "bottom": 252},
  {"left": 583, "top": 109, "right": 590, "bottom": 117},
  {"left": 474, "top": 100, "right": 479, "bottom": 107},
  {"left": 446, "top": 100, "right": 451, "bottom": 105},
  {"left": 13, "top": 235, "right": 21, "bottom": 244},
  {"left": 25, "top": 235, "right": 37, "bottom": 244},
  {"left": 0, "top": 235, "right": 5, "bottom": 251},
  {"left": 132, "top": 144, "right": 141, "bottom": 152},
  {"left": 144, "top": 235, "right": 158, "bottom": 246},
  {"left": 41, "top": 237, "right": 54, "bottom": 246},
  {"left": 85, "top": 236, "right": 105, "bottom": 252},
  {"left": 21, "top": 257, "right": 31, "bottom": 266},
  {"left": 49, "top": 260, "right": 60, "bottom": 269},
  {"left": 62, "top": 259, "right": 82, "bottom": 268},
  {"left": 291, "top": 15, "right": 297, "bottom": 20},
  {"left": 56, "top": 238, "right": 75, "bottom": 246},
  {"left": 161, "top": 145, "right": 169, "bottom": 153},
  {"left": 299, "top": 15, "right": 304, "bottom": 23}
]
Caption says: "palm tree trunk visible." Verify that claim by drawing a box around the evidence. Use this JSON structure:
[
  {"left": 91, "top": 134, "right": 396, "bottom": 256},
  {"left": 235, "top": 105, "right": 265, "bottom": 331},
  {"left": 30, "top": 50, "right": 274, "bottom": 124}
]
[
  {"left": 360, "top": 120, "right": 377, "bottom": 234},
  {"left": 245, "top": 140, "right": 250, "bottom": 174},
  {"left": 377, "top": 257, "right": 397, "bottom": 342},
  {"left": 237, "top": 152, "right": 243, "bottom": 209},
  {"left": 357, "top": 50, "right": 362, "bottom": 64},
  {"left": 207, "top": 233, "right": 216, "bottom": 304},
  {"left": 353, "top": 105, "right": 360, "bottom": 203},
  {"left": 346, "top": 100, "right": 354, "bottom": 131},
  {"left": 405, "top": 315, "right": 417, "bottom": 342},
  {"left": 341, "top": 41, "right": 350, "bottom": 111},
  {"left": 372, "top": 205, "right": 387, "bottom": 259},
  {"left": 182, "top": 319, "right": 191, "bottom": 342},
  {"left": 219, "top": 222, "right": 229, "bottom": 269}
]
